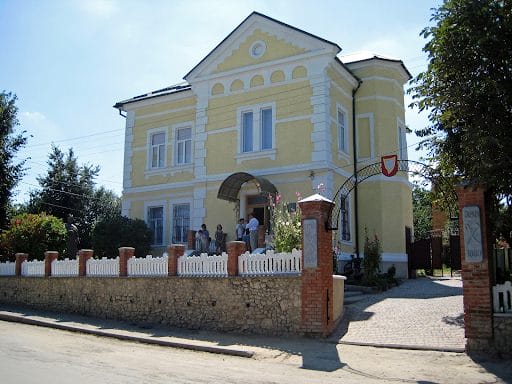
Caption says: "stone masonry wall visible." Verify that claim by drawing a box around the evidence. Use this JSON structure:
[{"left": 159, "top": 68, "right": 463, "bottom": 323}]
[
  {"left": 493, "top": 315, "right": 512, "bottom": 356},
  {"left": 0, "top": 276, "right": 301, "bottom": 335}
]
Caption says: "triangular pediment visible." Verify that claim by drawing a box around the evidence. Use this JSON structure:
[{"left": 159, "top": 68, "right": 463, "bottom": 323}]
[{"left": 184, "top": 12, "right": 341, "bottom": 82}]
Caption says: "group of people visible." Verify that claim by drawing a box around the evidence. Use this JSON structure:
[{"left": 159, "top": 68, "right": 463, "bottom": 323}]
[
  {"left": 236, "top": 212, "right": 259, "bottom": 252},
  {"left": 197, "top": 213, "right": 260, "bottom": 254}
]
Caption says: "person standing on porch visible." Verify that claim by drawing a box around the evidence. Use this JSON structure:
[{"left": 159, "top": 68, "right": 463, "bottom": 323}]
[{"left": 247, "top": 212, "right": 259, "bottom": 252}]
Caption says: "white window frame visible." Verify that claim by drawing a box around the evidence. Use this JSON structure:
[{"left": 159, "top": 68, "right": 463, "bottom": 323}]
[
  {"left": 397, "top": 118, "right": 408, "bottom": 160},
  {"left": 170, "top": 199, "right": 192, "bottom": 244},
  {"left": 355, "top": 113, "right": 375, "bottom": 160},
  {"left": 144, "top": 200, "right": 167, "bottom": 246},
  {"left": 147, "top": 128, "right": 167, "bottom": 170},
  {"left": 236, "top": 102, "right": 276, "bottom": 160},
  {"left": 337, "top": 104, "right": 348, "bottom": 154},
  {"left": 339, "top": 195, "right": 352, "bottom": 244},
  {"left": 172, "top": 122, "right": 194, "bottom": 167}
]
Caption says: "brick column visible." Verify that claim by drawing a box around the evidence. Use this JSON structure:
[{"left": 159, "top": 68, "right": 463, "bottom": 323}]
[
  {"left": 456, "top": 185, "right": 493, "bottom": 352},
  {"left": 298, "top": 194, "right": 335, "bottom": 336},
  {"left": 187, "top": 230, "right": 196, "bottom": 250},
  {"left": 15, "top": 253, "right": 28, "bottom": 276},
  {"left": 44, "top": 251, "right": 59, "bottom": 277},
  {"left": 168, "top": 244, "right": 185, "bottom": 276},
  {"left": 78, "top": 249, "right": 94, "bottom": 277},
  {"left": 118, "top": 247, "right": 135, "bottom": 277},
  {"left": 226, "top": 241, "right": 246, "bottom": 276}
]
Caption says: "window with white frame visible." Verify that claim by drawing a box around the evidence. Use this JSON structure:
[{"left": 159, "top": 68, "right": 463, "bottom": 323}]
[
  {"left": 147, "top": 206, "right": 164, "bottom": 245},
  {"left": 240, "top": 105, "right": 274, "bottom": 153},
  {"left": 150, "top": 132, "right": 166, "bottom": 169},
  {"left": 175, "top": 127, "right": 192, "bottom": 165},
  {"left": 340, "top": 196, "right": 351, "bottom": 242},
  {"left": 398, "top": 122, "right": 408, "bottom": 160},
  {"left": 172, "top": 203, "right": 190, "bottom": 243},
  {"left": 338, "top": 108, "right": 347, "bottom": 153}
]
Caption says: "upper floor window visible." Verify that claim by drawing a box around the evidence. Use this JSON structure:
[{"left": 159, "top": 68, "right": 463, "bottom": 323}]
[
  {"left": 398, "top": 122, "right": 408, "bottom": 160},
  {"left": 147, "top": 206, "right": 164, "bottom": 245},
  {"left": 175, "top": 127, "right": 192, "bottom": 165},
  {"left": 338, "top": 107, "right": 347, "bottom": 153},
  {"left": 150, "top": 132, "right": 166, "bottom": 169},
  {"left": 240, "top": 105, "right": 274, "bottom": 153}
]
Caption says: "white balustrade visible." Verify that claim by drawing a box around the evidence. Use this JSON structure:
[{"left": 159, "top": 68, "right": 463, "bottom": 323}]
[
  {"left": 238, "top": 249, "right": 302, "bottom": 276},
  {"left": 51, "top": 258, "right": 79, "bottom": 277},
  {"left": 128, "top": 254, "right": 168, "bottom": 276},
  {"left": 178, "top": 252, "right": 227, "bottom": 277},
  {"left": 493, "top": 281, "right": 512, "bottom": 313},
  {"left": 21, "top": 260, "right": 45, "bottom": 277},
  {"left": 86, "top": 257, "right": 119, "bottom": 277},
  {"left": 0, "top": 261, "right": 16, "bottom": 276}
]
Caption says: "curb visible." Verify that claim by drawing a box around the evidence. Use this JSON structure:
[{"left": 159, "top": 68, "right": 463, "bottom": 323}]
[
  {"left": 333, "top": 339, "right": 465, "bottom": 353},
  {"left": 0, "top": 312, "right": 254, "bottom": 358}
]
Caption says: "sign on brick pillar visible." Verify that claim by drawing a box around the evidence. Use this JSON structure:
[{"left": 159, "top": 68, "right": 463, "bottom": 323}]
[
  {"left": 118, "top": 247, "right": 135, "bottom": 277},
  {"left": 78, "top": 249, "right": 94, "bottom": 277},
  {"left": 456, "top": 185, "right": 493, "bottom": 351},
  {"left": 44, "top": 251, "right": 59, "bottom": 277},
  {"left": 15, "top": 253, "right": 28, "bottom": 276},
  {"left": 298, "top": 193, "right": 334, "bottom": 336},
  {"left": 227, "top": 241, "right": 245, "bottom": 276},
  {"left": 168, "top": 244, "right": 185, "bottom": 276}
]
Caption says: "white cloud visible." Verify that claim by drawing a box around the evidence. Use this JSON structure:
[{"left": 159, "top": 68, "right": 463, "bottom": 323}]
[{"left": 79, "top": 0, "right": 118, "bottom": 19}]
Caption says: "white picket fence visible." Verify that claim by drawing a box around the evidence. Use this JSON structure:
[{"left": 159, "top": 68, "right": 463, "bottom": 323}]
[
  {"left": 178, "top": 253, "right": 228, "bottom": 277},
  {"left": 0, "top": 261, "right": 16, "bottom": 276},
  {"left": 128, "top": 254, "right": 168, "bottom": 277},
  {"left": 21, "top": 260, "right": 45, "bottom": 277},
  {"left": 239, "top": 249, "right": 302, "bottom": 276},
  {"left": 493, "top": 281, "right": 512, "bottom": 313},
  {"left": 51, "top": 258, "right": 79, "bottom": 277},
  {"left": 86, "top": 257, "right": 119, "bottom": 277}
]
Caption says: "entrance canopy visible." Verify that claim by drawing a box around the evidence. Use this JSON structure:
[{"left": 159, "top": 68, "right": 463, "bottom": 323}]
[{"left": 217, "top": 172, "right": 277, "bottom": 202}]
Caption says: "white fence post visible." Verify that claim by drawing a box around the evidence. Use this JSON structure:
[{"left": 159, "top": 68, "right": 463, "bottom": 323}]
[{"left": 493, "top": 281, "right": 512, "bottom": 313}]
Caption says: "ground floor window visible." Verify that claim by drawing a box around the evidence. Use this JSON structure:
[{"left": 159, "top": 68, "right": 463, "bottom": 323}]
[
  {"left": 147, "top": 206, "right": 164, "bottom": 245},
  {"left": 172, "top": 203, "right": 190, "bottom": 243}
]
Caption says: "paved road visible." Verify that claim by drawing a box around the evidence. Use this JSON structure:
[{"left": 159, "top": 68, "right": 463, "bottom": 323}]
[
  {"left": 332, "top": 277, "right": 466, "bottom": 352},
  {"left": 1, "top": 320, "right": 510, "bottom": 384}
]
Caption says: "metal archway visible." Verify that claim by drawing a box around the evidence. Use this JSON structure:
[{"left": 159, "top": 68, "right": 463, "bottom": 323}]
[{"left": 327, "top": 159, "right": 456, "bottom": 231}]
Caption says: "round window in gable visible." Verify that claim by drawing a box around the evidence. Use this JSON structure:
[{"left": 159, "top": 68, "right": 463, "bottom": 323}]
[{"left": 249, "top": 40, "right": 266, "bottom": 59}]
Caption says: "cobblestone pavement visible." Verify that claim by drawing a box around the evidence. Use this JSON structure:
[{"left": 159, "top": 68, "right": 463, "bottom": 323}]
[{"left": 330, "top": 277, "right": 465, "bottom": 352}]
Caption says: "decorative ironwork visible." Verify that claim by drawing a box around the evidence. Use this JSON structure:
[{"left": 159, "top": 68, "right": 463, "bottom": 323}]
[{"left": 328, "top": 160, "right": 450, "bottom": 231}]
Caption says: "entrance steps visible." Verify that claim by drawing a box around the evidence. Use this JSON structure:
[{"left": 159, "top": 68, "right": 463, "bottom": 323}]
[{"left": 344, "top": 284, "right": 372, "bottom": 305}]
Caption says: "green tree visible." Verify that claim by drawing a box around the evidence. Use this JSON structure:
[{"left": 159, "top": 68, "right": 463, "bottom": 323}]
[
  {"left": 0, "top": 213, "right": 66, "bottom": 261},
  {"left": 91, "top": 215, "right": 152, "bottom": 258},
  {"left": 27, "top": 146, "right": 120, "bottom": 248},
  {"left": 0, "top": 92, "right": 28, "bottom": 229},
  {"left": 412, "top": 183, "right": 433, "bottom": 240},
  {"left": 409, "top": 0, "right": 512, "bottom": 196}
]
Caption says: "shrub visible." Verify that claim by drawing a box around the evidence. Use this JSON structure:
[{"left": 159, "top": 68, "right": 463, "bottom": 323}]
[
  {"left": 92, "top": 215, "right": 152, "bottom": 258},
  {"left": 268, "top": 193, "right": 301, "bottom": 252},
  {"left": 363, "top": 229, "right": 382, "bottom": 284},
  {"left": 0, "top": 213, "right": 67, "bottom": 261}
]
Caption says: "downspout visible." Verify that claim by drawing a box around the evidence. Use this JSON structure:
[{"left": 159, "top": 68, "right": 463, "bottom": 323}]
[{"left": 352, "top": 80, "right": 362, "bottom": 257}]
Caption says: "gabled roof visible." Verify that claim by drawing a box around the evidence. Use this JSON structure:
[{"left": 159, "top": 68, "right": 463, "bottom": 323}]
[{"left": 184, "top": 11, "right": 342, "bottom": 82}]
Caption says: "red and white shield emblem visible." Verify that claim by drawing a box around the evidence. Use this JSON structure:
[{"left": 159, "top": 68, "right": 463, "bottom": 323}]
[{"left": 381, "top": 155, "right": 398, "bottom": 177}]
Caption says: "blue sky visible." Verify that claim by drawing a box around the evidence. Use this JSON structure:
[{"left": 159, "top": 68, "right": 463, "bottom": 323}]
[{"left": 1, "top": 0, "right": 441, "bottom": 203}]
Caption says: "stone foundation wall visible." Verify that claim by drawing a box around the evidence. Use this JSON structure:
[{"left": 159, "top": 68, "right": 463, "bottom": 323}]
[
  {"left": 493, "top": 315, "right": 512, "bottom": 356},
  {"left": 0, "top": 276, "right": 301, "bottom": 335}
]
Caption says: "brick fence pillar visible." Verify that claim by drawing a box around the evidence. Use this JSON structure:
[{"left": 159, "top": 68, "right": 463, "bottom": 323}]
[
  {"left": 168, "top": 244, "right": 185, "bottom": 276},
  {"left": 118, "top": 247, "right": 135, "bottom": 277},
  {"left": 226, "top": 241, "right": 246, "bottom": 276},
  {"left": 187, "top": 230, "right": 196, "bottom": 250},
  {"left": 78, "top": 249, "right": 94, "bottom": 277},
  {"left": 44, "top": 251, "right": 59, "bottom": 277},
  {"left": 15, "top": 253, "right": 28, "bottom": 276},
  {"left": 455, "top": 185, "right": 493, "bottom": 352},
  {"left": 298, "top": 193, "right": 334, "bottom": 336}
]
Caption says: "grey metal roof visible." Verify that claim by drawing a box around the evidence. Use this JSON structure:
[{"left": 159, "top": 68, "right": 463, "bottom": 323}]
[
  {"left": 114, "top": 83, "right": 191, "bottom": 109},
  {"left": 217, "top": 172, "right": 277, "bottom": 202}
]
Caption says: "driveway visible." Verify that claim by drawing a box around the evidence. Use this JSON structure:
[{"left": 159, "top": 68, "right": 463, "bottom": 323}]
[{"left": 331, "top": 277, "right": 465, "bottom": 352}]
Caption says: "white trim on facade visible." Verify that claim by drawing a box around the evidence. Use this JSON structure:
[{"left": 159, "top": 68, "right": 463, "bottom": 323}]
[
  {"left": 144, "top": 200, "right": 168, "bottom": 246},
  {"left": 146, "top": 126, "right": 169, "bottom": 171},
  {"left": 356, "top": 95, "right": 405, "bottom": 112},
  {"left": 381, "top": 252, "right": 408, "bottom": 263}
]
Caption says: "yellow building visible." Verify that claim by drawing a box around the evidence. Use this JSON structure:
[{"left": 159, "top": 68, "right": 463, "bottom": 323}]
[{"left": 114, "top": 12, "right": 413, "bottom": 277}]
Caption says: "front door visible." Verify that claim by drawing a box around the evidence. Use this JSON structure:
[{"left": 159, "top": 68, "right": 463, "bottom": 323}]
[{"left": 246, "top": 194, "right": 269, "bottom": 247}]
